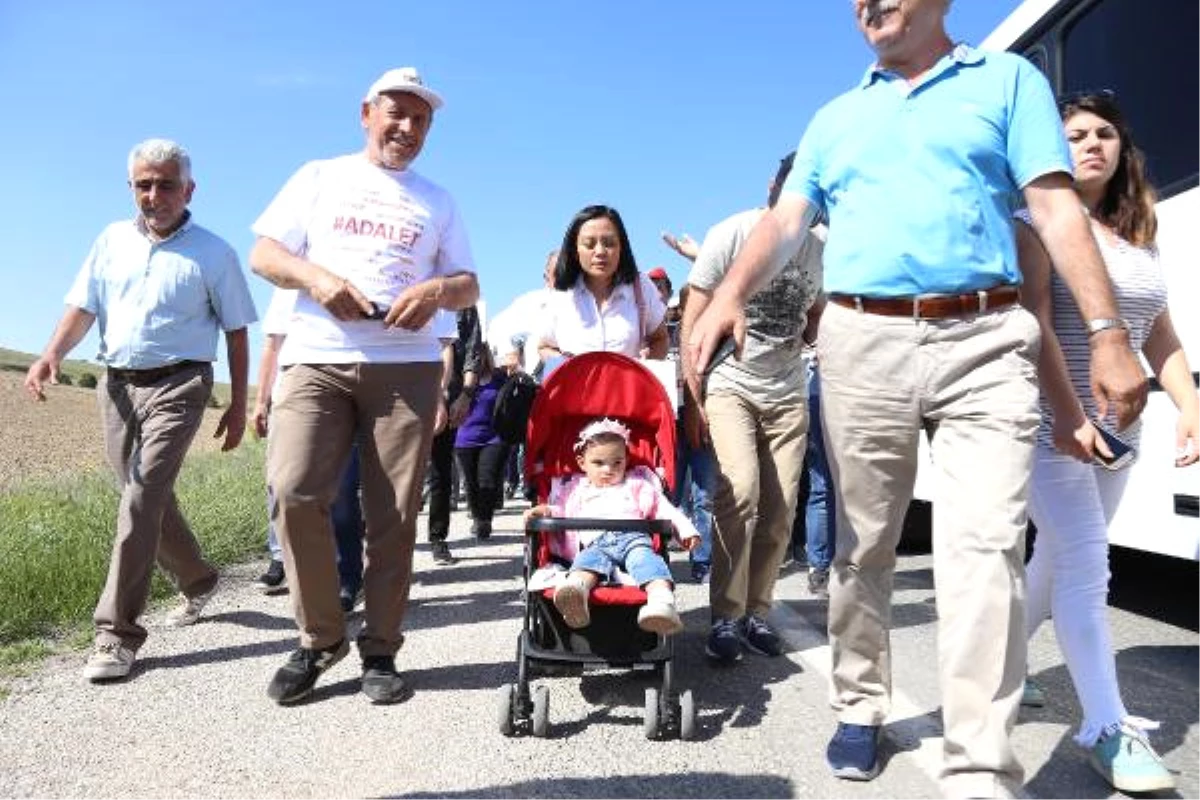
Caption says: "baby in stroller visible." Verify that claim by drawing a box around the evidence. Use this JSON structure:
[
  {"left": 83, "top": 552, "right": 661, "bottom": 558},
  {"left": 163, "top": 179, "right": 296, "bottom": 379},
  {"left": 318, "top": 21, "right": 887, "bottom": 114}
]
[{"left": 524, "top": 417, "right": 700, "bottom": 635}]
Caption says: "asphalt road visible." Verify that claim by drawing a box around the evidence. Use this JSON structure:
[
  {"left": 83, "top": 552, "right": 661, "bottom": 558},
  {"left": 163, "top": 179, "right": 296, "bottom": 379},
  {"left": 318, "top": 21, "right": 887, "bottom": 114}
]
[{"left": 1, "top": 502, "right": 1195, "bottom": 798}]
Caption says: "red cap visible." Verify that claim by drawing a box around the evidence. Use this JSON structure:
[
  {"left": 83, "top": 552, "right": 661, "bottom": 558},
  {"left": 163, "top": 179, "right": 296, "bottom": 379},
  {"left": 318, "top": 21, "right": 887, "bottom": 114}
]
[{"left": 647, "top": 267, "right": 669, "bottom": 281}]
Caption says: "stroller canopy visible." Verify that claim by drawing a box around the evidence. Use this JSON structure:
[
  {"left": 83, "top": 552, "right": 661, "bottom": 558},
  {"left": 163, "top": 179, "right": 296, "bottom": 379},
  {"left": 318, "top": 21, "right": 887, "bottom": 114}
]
[{"left": 524, "top": 352, "right": 677, "bottom": 499}]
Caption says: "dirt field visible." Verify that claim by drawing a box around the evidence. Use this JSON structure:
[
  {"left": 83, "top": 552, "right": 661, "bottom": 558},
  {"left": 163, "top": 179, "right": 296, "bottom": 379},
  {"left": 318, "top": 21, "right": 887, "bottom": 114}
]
[{"left": 0, "top": 370, "right": 230, "bottom": 492}]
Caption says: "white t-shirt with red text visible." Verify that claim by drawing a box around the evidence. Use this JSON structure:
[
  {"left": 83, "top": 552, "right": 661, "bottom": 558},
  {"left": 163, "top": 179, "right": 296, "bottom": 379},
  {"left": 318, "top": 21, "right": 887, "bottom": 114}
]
[{"left": 252, "top": 153, "right": 474, "bottom": 365}]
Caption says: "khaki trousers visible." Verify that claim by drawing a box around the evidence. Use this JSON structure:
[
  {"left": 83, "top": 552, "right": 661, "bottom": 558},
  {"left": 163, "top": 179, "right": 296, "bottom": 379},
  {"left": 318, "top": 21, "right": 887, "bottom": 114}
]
[
  {"left": 704, "top": 389, "right": 808, "bottom": 621},
  {"left": 94, "top": 364, "right": 218, "bottom": 650},
  {"left": 268, "top": 362, "right": 440, "bottom": 658},
  {"left": 817, "top": 302, "right": 1040, "bottom": 798}
]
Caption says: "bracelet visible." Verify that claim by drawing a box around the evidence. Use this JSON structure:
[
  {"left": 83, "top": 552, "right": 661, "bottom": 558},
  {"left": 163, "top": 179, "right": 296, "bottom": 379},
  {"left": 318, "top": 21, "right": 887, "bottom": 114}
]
[{"left": 1087, "top": 317, "right": 1129, "bottom": 336}]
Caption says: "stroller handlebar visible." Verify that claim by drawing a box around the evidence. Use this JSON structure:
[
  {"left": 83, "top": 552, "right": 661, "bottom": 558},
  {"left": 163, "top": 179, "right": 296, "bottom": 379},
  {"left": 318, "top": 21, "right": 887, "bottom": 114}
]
[{"left": 524, "top": 517, "right": 674, "bottom": 536}]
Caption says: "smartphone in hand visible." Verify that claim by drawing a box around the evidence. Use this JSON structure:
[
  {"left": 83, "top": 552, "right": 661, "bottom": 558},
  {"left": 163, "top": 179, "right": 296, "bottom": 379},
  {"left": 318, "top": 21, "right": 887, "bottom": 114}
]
[
  {"left": 1092, "top": 420, "right": 1136, "bottom": 470},
  {"left": 703, "top": 335, "right": 738, "bottom": 377}
]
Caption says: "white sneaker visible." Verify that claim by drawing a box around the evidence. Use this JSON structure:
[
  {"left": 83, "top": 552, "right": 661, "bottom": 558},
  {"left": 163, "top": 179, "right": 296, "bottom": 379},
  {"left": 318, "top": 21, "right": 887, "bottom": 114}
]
[
  {"left": 553, "top": 579, "right": 591, "bottom": 629},
  {"left": 638, "top": 599, "right": 683, "bottom": 635},
  {"left": 82, "top": 642, "right": 135, "bottom": 681},
  {"left": 164, "top": 584, "right": 217, "bottom": 627}
]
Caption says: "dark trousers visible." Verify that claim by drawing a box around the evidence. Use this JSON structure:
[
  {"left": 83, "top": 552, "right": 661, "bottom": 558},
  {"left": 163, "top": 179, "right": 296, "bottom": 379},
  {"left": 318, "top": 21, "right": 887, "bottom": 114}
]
[
  {"left": 332, "top": 443, "right": 364, "bottom": 596},
  {"left": 427, "top": 426, "right": 456, "bottom": 541},
  {"left": 455, "top": 442, "right": 510, "bottom": 523}
]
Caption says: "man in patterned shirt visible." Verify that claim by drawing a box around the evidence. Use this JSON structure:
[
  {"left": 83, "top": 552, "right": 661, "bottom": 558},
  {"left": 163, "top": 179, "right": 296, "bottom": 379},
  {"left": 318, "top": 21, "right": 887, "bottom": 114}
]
[{"left": 679, "top": 152, "right": 824, "bottom": 667}]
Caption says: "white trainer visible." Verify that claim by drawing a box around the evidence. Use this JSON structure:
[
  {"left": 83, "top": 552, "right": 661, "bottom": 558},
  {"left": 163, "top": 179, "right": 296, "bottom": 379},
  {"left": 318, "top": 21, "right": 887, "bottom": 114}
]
[
  {"left": 164, "top": 584, "right": 217, "bottom": 627},
  {"left": 82, "top": 642, "right": 136, "bottom": 681}
]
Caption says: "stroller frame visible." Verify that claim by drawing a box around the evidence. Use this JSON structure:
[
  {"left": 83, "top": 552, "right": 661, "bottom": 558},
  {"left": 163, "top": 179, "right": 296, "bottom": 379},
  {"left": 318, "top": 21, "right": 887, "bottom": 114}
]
[{"left": 496, "top": 352, "right": 697, "bottom": 740}]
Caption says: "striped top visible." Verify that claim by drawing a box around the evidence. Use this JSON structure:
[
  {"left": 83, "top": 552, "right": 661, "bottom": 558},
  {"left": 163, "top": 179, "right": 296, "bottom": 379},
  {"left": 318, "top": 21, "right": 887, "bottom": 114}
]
[{"left": 1017, "top": 210, "right": 1168, "bottom": 449}]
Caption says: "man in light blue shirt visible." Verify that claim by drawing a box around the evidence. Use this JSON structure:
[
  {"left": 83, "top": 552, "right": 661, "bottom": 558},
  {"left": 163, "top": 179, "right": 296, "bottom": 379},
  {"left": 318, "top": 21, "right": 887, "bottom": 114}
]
[
  {"left": 25, "top": 138, "right": 257, "bottom": 683},
  {"left": 690, "top": 1, "right": 1147, "bottom": 796}
]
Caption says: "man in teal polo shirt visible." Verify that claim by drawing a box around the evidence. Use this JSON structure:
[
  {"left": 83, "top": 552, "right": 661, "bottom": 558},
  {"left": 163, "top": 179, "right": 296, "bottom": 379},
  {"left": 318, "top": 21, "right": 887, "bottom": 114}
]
[
  {"left": 25, "top": 138, "right": 257, "bottom": 682},
  {"left": 690, "top": 1, "right": 1147, "bottom": 796}
]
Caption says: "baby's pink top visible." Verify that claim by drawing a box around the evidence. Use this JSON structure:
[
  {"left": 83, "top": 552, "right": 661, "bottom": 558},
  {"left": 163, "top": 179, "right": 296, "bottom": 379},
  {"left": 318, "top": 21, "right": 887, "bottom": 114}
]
[{"left": 546, "top": 466, "right": 700, "bottom": 560}]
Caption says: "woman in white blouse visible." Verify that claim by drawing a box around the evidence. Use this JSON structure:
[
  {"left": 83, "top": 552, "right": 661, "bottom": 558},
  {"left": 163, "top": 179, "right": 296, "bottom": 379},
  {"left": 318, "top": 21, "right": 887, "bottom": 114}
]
[
  {"left": 1016, "top": 90, "right": 1196, "bottom": 794},
  {"left": 537, "top": 205, "right": 669, "bottom": 361}
]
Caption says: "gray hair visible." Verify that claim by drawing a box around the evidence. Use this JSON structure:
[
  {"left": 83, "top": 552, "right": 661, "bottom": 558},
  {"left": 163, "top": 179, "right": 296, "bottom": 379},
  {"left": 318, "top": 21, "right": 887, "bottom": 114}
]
[{"left": 127, "top": 138, "right": 192, "bottom": 182}]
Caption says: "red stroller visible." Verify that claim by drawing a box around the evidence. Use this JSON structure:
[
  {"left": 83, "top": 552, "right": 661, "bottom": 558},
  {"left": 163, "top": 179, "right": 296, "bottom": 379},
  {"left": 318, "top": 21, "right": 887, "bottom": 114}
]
[{"left": 496, "top": 352, "right": 698, "bottom": 740}]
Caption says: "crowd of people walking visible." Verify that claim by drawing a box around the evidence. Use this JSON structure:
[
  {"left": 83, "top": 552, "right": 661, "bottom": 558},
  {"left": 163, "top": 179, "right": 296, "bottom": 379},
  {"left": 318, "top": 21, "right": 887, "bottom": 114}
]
[{"left": 21, "top": 1, "right": 1196, "bottom": 797}]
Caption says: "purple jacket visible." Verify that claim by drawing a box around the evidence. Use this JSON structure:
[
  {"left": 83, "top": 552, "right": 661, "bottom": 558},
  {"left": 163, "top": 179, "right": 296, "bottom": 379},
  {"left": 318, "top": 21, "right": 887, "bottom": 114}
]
[{"left": 454, "top": 374, "right": 507, "bottom": 449}]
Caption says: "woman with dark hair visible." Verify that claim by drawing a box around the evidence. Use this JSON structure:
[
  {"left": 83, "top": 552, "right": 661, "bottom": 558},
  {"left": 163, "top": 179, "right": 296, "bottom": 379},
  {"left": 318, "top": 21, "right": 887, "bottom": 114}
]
[
  {"left": 1016, "top": 91, "right": 1196, "bottom": 793},
  {"left": 453, "top": 344, "right": 511, "bottom": 540},
  {"left": 536, "top": 205, "right": 669, "bottom": 361}
]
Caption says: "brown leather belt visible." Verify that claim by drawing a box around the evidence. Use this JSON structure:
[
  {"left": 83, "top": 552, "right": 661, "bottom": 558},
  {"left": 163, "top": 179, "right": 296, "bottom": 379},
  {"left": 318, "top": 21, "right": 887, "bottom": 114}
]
[
  {"left": 828, "top": 285, "right": 1020, "bottom": 319},
  {"left": 107, "top": 360, "right": 206, "bottom": 386}
]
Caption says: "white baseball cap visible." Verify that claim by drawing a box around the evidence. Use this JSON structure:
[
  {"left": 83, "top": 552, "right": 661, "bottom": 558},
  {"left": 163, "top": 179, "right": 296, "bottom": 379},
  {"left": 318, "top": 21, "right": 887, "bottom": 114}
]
[{"left": 364, "top": 67, "right": 444, "bottom": 110}]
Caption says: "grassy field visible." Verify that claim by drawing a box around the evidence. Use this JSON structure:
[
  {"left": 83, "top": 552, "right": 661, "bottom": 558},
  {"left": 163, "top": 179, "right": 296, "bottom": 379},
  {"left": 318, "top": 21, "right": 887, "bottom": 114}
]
[{"left": 0, "top": 440, "right": 268, "bottom": 681}]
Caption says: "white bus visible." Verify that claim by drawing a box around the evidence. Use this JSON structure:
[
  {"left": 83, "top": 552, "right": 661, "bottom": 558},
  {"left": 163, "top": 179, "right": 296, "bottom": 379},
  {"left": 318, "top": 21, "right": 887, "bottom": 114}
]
[{"left": 911, "top": 0, "right": 1199, "bottom": 560}]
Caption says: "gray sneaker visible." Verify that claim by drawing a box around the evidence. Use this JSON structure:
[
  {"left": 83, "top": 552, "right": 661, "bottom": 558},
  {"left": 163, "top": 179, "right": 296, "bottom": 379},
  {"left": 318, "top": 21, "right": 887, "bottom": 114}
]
[
  {"left": 164, "top": 583, "right": 217, "bottom": 627},
  {"left": 808, "top": 567, "right": 830, "bottom": 598},
  {"left": 82, "top": 642, "right": 136, "bottom": 681}
]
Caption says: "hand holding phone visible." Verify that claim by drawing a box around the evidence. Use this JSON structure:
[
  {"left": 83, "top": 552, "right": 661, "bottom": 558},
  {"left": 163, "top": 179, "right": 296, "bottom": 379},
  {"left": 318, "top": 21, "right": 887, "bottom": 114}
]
[
  {"left": 703, "top": 335, "right": 738, "bottom": 377},
  {"left": 364, "top": 302, "right": 389, "bottom": 321},
  {"left": 1091, "top": 420, "right": 1136, "bottom": 470}
]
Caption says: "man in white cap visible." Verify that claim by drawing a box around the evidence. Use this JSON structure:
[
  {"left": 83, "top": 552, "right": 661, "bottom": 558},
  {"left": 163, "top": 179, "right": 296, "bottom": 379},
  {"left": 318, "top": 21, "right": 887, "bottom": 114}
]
[{"left": 249, "top": 66, "right": 479, "bottom": 705}]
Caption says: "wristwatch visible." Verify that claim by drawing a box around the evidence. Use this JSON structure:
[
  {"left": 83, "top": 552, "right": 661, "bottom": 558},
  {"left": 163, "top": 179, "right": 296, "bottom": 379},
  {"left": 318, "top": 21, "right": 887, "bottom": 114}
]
[{"left": 1086, "top": 318, "right": 1129, "bottom": 336}]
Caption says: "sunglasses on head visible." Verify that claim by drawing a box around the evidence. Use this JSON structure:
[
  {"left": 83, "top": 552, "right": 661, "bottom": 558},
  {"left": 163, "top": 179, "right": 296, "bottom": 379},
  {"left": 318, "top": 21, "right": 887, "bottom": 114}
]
[{"left": 1057, "top": 88, "right": 1116, "bottom": 109}]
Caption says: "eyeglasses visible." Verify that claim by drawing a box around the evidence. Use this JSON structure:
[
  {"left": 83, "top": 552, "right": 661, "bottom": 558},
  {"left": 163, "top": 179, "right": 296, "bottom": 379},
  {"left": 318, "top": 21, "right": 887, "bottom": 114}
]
[
  {"left": 131, "top": 178, "right": 182, "bottom": 193},
  {"left": 1057, "top": 88, "right": 1116, "bottom": 109}
]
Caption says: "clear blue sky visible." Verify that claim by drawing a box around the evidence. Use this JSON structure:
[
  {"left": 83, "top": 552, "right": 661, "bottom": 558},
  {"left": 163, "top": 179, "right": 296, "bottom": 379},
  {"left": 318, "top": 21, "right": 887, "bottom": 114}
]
[{"left": 0, "top": 0, "right": 1022, "bottom": 381}]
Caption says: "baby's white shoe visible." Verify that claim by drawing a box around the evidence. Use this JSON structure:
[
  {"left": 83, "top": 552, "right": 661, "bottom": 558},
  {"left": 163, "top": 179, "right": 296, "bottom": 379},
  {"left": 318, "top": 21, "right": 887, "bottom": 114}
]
[
  {"left": 554, "top": 578, "right": 591, "bottom": 629},
  {"left": 638, "top": 598, "right": 683, "bottom": 635}
]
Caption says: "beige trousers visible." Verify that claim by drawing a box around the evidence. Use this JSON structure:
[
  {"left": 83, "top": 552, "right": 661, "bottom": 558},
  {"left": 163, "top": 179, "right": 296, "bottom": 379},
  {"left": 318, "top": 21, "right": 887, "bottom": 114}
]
[
  {"left": 268, "top": 362, "right": 440, "bottom": 658},
  {"left": 817, "top": 301, "right": 1041, "bottom": 798},
  {"left": 704, "top": 388, "right": 808, "bottom": 622},
  {"left": 94, "top": 364, "right": 218, "bottom": 650}
]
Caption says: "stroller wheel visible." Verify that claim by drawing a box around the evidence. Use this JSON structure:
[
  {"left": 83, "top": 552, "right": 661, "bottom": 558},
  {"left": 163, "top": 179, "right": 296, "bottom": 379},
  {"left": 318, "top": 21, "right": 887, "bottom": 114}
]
[
  {"left": 496, "top": 684, "right": 517, "bottom": 736},
  {"left": 531, "top": 684, "right": 550, "bottom": 738},
  {"left": 643, "top": 686, "right": 661, "bottom": 740},
  {"left": 678, "top": 689, "right": 697, "bottom": 741}
]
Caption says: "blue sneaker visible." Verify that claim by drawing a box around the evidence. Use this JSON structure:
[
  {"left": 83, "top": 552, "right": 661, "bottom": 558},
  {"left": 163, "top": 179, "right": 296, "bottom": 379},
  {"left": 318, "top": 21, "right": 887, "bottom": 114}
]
[
  {"left": 740, "top": 614, "right": 783, "bottom": 656},
  {"left": 705, "top": 618, "right": 743, "bottom": 664},
  {"left": 826, "top": 722, "right": 882, "bottom": 781},
  {"left": 1090, "top": 723, "right": 1174, "bottom": 793}
]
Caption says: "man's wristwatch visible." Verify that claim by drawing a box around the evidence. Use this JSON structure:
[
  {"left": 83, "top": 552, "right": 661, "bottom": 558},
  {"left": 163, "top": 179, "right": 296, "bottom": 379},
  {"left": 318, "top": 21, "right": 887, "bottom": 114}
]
[{"left": 1086, "top": 317, "right": 1129, "bottom": 337}]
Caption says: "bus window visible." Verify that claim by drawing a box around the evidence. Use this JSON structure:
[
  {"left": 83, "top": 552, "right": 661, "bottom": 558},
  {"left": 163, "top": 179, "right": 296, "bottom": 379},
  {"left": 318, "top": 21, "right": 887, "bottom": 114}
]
[
  {"left": 1060, "top": 0, "right": 1199, "bottom": 198},
  {"left": 1021, "top": 43, "right": 1049, "bottom": 77}
]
